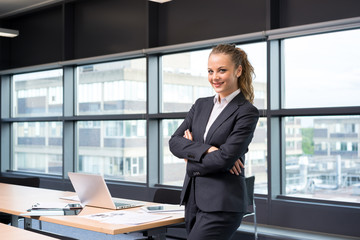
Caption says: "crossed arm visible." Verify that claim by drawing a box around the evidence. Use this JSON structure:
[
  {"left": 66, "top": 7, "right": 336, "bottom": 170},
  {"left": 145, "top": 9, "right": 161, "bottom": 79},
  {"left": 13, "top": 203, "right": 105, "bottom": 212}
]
[{"left": 183, "top": 129, "right": 244, "bottom": 175}]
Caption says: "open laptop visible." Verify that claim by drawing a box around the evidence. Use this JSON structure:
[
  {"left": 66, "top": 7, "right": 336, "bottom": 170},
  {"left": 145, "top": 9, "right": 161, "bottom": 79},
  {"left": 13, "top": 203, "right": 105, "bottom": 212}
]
[{"left": 68, "top": 172, "right": 143, "bottom": 210}]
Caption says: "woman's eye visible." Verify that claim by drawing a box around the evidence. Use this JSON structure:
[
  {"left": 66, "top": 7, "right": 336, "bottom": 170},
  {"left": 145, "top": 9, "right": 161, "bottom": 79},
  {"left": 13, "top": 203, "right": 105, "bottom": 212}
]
[
  {"left": 208, "top": 70, "right": 213, "bottom": 74},
  {"left": 219, "top": 69, "right": 226, "bottom": 73}
]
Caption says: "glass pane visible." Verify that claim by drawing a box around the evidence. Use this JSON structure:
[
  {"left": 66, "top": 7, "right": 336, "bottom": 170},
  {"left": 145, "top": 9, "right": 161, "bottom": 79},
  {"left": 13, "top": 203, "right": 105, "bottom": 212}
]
[
  {"left": 77, "top": 120, "right": 146, "bottom": 183},
  {"left": 12, "top": 69, "right": 63, "bottom": 117},
  {"left": 161, "top": 42, "right": 267, "bottom": 112},
  {"left": 246, "top": 117, "right": 268, "bottom": 194},
  {"left": 76, "top": 58, "right": 146, "bottom": 115},
  {"left": 161, "top": 49, "right": 213, "bottom": 113},
  {"left": 284, "top": 29, "right": 360, "bottom": 108},
  {"left": 285, "top": 116, "right": 360, "bottom": 203},
  {"left": 162, "top": 118, "right": 268, "bottom": 194},
  {"left": 13, "top": 122, "right": 63, "bottom": 175},
  {"left": 240, "top": 42, "right": 267, "bottom": 109},
  {"left": 162, "top": 119, "right": 186, "bottom": 186}
]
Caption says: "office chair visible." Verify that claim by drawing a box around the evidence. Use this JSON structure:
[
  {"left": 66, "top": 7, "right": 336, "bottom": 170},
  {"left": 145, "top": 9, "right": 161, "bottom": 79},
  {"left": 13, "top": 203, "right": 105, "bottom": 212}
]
[
  {"left": 139, "top": 188, "right": 184, "bottom": 240},
  {"left": 0, "top": 175, "right": 40, "bottom": 225},
  {"left": 243, "top": 176, "right": 258, "bottom": 240},
  {"left": 153, "top": 188, "right": 182, "bottom": 205}
]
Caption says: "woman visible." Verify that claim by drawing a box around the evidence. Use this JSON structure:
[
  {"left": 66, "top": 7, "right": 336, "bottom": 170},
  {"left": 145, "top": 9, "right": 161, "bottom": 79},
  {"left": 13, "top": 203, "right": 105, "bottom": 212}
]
[{"left": 169, "top": 44, "right": 259, "bottom": 240}]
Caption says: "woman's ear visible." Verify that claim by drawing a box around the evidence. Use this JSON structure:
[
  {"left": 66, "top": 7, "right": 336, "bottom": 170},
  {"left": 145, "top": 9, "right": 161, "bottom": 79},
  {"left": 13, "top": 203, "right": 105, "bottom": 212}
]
[{"left": 236, "top": 65, "right": 242, "bottom": 78}]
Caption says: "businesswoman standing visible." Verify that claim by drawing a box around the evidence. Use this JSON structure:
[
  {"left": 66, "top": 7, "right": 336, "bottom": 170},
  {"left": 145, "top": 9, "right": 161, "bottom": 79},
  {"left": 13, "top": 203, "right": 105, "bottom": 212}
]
[{"left": 169, "top": 44, "right": 259, "bottom": 240}]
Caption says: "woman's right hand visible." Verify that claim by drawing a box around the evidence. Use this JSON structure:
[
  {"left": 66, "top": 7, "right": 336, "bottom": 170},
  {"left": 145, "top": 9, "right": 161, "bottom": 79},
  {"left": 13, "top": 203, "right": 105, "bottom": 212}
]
[{"left": 205, "top": 146, "right": 243, "bottom": 175}]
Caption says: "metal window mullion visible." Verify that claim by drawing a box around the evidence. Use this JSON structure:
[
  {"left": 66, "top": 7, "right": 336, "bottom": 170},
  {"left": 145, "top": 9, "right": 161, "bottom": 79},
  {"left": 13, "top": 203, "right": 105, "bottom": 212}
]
[
  {"left": 267, "top": 40, "right": 282, "bottom": 200},
  {"left": 147, "top": 55, "right": 159, "bottom": 187},
  {"left": 63, "top": 66, "right": 75, "bottom": 178},
  {"left": 1, "top": 75, "right": 11, "bottom": 173}
]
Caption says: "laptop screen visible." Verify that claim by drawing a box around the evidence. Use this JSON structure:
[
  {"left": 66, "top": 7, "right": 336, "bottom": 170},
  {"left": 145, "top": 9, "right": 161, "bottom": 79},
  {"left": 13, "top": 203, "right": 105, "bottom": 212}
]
[{"left": 68, "top": 172, "right": 117, "bottom": 209}]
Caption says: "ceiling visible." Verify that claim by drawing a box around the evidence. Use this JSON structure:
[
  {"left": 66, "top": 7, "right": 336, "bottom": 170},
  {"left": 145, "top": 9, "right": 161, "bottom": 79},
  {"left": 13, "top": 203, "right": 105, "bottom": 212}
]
[
  {"left": 0, "top": 0, "right": 63, "bottom": 19},
  {"left": 0, "top": 0, "right": 169, "bottom": 19}
]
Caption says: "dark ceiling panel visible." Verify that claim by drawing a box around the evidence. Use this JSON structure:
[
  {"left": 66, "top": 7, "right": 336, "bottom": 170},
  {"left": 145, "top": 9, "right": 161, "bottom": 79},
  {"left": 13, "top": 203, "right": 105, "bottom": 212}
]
[
  {"left": 158, "top": 0, "right": 267, "bottom": 46},
  {"left": 73, "top": 0, "right": 148, "bottom": 59},
  {"left": 279, "top": 0, "right": 360, "bottom": 28},
  {"left": 5, "top": 6, "right": 62, "bottom": 69}
]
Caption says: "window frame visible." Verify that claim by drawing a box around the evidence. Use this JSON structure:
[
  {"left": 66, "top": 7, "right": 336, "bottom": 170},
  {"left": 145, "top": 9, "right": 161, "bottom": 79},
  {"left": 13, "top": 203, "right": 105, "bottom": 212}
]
[{"left": 0, "top": 20, "right": 359, "bottom": 207}]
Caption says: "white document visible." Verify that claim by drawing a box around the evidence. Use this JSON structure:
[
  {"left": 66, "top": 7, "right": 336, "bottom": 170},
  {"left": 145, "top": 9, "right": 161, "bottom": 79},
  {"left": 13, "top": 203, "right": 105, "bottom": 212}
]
[
  {"left": 31, "top": 202, "right": 71, "bottom": 209},
  {"left": 82, "top": 211, "right": 171, "bottom": 225},
  {"left": 21, "top": 210, "right": 65, "bottom": 216},
  {"left": 141, "top": 204, "right": 184, "bottom": 213}
]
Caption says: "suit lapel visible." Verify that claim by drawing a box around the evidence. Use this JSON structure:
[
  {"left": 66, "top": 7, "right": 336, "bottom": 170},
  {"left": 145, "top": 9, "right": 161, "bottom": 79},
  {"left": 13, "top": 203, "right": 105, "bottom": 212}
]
[
  {"left": 197, "top": 98, "right": 214, "bottom": 143},
  {"left": 205, "top": 92, "right": 246, "bottom": 143}
]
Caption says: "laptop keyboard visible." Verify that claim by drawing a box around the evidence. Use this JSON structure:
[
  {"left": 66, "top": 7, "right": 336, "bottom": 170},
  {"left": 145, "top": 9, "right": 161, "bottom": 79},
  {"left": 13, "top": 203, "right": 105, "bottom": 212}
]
[
  {"left": 114, "top": 202, "right": 132, "bottom": 207},
  {"left": 113, "top": 199, "right": 143, "bottom": 209}
]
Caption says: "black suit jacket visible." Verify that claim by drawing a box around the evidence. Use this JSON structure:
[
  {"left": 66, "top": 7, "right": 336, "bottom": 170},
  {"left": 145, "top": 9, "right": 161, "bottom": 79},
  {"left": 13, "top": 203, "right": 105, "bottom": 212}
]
[{"left": 169, "top": 92, "right": 259, "bottom": 212}]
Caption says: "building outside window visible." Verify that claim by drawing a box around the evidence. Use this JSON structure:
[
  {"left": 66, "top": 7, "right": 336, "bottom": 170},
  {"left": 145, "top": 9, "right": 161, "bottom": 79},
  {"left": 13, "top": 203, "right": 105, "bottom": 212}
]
[
  {"left": 77, "top": 120, "right": 146, "bottom": 183},
  {"left": 11, "top": 69, "right": 63, "bottom": 175},
  {"left": 76, "top": 58, "right": 146, "bottom": 115},
  {"left": 74, "top": 58, "right": 147, "bottom": 182},
  {"left": 12, "top": 69, "right": 63, "bottom": 117}
]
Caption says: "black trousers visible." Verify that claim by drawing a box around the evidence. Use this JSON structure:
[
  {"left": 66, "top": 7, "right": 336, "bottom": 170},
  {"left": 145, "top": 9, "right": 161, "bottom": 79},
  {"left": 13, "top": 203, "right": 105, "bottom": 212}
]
[{"left": 185, "top": 179, "right": 244, "bottom": 240}]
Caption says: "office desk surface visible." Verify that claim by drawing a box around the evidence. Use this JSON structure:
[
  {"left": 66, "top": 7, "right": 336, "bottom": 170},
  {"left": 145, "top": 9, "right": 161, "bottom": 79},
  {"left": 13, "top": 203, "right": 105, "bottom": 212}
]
[
  {"left": 0, "top": 183, "right": 184, "bottom": 235},
  {"left": 0, "top": 223, "right": 58, "bottom": 240}
]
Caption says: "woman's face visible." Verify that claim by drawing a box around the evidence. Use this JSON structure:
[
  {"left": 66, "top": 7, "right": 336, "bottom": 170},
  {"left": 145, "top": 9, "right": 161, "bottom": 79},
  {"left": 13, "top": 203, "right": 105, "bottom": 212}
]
[{"left": 208, "top": 53, "right": 242, "bottom": 99}]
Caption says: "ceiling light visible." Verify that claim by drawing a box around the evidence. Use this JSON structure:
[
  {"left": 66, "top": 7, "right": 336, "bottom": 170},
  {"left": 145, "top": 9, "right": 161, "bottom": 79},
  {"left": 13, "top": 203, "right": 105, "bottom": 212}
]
[
  {"left": 0, "top": 27, "right": 19, "bottom": 38},
  {"left": 149, "top": 0, "right": 172, "bottom": 3}
]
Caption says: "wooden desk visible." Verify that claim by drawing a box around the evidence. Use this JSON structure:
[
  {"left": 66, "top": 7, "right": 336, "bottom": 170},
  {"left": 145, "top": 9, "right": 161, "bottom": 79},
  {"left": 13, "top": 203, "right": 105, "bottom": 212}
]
[
  {"left": 0, "top": 223, "right": 58, "bottom": 240},
  {"left": 0, "top": 183, "right": 184, "bottom": 236}
]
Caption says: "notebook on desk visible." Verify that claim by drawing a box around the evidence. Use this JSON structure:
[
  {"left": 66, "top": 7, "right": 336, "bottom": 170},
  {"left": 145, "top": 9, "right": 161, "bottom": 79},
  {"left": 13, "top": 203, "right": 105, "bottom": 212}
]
[{"left": 68, "top": 172, "right": 143, "bottom": 210}]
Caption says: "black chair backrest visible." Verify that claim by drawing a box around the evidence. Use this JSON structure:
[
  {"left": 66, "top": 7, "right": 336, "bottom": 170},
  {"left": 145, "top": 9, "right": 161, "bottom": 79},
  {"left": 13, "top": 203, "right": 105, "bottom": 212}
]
[
  {"left": 245, "top": 176, "right": 255, "bottom": 206},
  {"left": 153, "top": 188, "right": 181, "bottom": 205},
  {"left": 0, "top": 176, "right": 40, "bottom": 188}
]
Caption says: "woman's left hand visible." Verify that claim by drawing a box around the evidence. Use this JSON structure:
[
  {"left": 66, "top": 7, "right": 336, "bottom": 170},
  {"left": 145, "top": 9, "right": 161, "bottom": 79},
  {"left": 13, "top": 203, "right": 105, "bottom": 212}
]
[
  {"left": 229, "top": 159, "right": 244, "bottom": 176},
  {"left": 183, "top": 129, "right": 193, "bottom": 162},
  {"left": 183, "top": 129, "right": 193, "bottom": 141}
]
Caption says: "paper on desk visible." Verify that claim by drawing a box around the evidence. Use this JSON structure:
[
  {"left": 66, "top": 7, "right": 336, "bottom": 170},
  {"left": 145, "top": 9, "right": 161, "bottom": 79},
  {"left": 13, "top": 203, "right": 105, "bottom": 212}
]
[
  {"left": 82, "top": 211, "right": 171, "bottom": 225},
  {"left": 31, "top": 202, "right": 72, "bottom": 209},
  {"left": 21, "top": 210, "right": 65, "bottom": 216}
]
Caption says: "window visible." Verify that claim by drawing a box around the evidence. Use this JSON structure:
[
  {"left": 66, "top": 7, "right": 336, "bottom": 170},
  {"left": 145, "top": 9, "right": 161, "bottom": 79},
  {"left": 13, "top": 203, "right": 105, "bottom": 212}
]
[
  {"left": 283, "top": 29, "right": 360, "bottom": 109},
  {"left": 76, "top": 58, "right": 146, "bottom": 115},
  {"left": 13, "top": 122, "right": 63, "bottom": 175},
  {"left": 11, "top": 69, "right": 64, "bottom": 175},
  {"left": 161, "top": 49, "right": 213, "bottom": 113},
  {"left": 12, "top": 69, "right": 63, "bottom": 117},
  {"left": 161, "top": 119, "right": 186, "bottom": 186},
  {"left": 77, "top": 120, "right": 146, "bottom": 183},
  {"left": 284, "top": 116, "right": 360, "bottom": 203},
  {"left": 245, "top": 117, "right": 268, "bottom": 194},
  {"left": 282, "top": 28, "right": 360, "bottom": 203}
]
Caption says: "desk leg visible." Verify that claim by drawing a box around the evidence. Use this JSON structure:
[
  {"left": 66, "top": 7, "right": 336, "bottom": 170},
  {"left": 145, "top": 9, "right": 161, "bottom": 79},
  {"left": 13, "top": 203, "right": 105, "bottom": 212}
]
[
  {"left": 10, "top": 215, "right": 19, "bottom": 227},
  {"left": 24, "top": 217, "right": 32, "bottom": 230}
]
